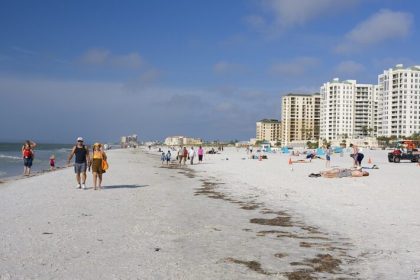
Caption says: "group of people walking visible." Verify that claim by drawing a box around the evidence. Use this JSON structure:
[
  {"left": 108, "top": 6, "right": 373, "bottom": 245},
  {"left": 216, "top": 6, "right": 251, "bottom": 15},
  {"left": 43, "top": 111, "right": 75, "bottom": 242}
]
[
  {"left": 176, "top": 146, "right": 204, "bottom": 165},
  {"left": 67, "top": 137, "right": 108, "bottom": 190},
  {"left": 21, "top": 137, "right": 108, "bottom": 190}
]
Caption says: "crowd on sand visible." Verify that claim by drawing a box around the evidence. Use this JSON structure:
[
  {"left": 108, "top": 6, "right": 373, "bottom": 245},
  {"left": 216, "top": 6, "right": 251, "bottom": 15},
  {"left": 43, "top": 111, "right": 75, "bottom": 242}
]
[
  {"left": 21, "top": 137, "right": 109, "bottom": 190},
  {"left": 160, "top": 146, "right": 205, "bottom": 166},
  {"left": 19, "top": 138, "right": 411, "bottom": 189}
]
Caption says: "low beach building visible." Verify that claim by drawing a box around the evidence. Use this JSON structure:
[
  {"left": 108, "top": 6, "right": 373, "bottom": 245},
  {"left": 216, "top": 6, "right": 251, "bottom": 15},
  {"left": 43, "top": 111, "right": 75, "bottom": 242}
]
[
  {"left": 120, "top": 134, "right": 138, "bottom": 148},
  {"left": 164, "top": 136, "right": 203, "bottom": 146},
  {"left": 256, "top": 119, "right": 281, "bottom": 144}
]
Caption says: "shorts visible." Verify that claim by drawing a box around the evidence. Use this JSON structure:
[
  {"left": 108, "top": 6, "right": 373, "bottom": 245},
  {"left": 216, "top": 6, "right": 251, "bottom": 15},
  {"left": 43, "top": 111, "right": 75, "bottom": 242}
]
[
  {"left": 198, "top": 155, "right": 203, "bottom": 161},
  {"left": 91, "top": 158, "right": 103, "bottom": 174},
  {"left": 74, "top": 162, "right": 87, "bottom": 174},
  {"left": 326, "top": 155, "right": 331, "bottom": 161},
  {"left": 23, "top": 157, "right": 33, "bottom": 167}
]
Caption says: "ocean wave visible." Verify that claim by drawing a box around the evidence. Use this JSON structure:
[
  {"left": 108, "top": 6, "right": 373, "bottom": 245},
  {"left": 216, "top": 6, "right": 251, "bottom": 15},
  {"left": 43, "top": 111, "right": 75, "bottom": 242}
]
[
  {"left": 0, "top": 154, "right": 21, "bottom": 160},
  {"left": 56, "top": 148, "right": 72, "bottom": 152}
]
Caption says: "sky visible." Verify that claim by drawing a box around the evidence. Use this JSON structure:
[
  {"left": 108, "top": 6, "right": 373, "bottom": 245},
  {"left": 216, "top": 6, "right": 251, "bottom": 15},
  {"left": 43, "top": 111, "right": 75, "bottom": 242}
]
[{"left": 1, "top": 0, "right": 420, "bottom": 143}]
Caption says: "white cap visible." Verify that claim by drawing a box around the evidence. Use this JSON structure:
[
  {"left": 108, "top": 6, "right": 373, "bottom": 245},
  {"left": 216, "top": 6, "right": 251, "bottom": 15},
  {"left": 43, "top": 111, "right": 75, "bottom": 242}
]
[{"left": 77, "top": 137, "right": 84, "bottom": 141}]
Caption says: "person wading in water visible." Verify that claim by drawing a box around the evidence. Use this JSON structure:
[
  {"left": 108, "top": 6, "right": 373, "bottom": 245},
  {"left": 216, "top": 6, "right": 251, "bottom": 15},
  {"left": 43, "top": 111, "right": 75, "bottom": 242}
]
[{"left": 22, "top": 140, "right": 36, "bottom": 176}]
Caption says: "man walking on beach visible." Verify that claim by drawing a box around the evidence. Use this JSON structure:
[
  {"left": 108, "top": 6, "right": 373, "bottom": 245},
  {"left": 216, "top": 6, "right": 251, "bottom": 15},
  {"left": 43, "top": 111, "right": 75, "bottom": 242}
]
[
  {"left": 68, "top": 137, "right": 90, "bottom": 189},
  {"left": 189, "top": 147, "right": 196, "bottom": 165}
]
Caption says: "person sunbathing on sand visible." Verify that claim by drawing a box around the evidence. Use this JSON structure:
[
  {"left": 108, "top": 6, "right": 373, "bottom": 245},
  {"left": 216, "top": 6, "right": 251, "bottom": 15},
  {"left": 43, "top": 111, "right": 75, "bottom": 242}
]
[{"left": 309, "top": 168, "right": 369, "bottom": 178}]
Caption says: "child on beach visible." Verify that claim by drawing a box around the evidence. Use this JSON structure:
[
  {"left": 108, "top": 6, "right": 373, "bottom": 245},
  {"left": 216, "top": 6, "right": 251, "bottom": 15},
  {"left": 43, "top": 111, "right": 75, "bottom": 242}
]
[
  {"left": 161, "top": 152, "right": 166, "bottom": 165},
  {"left": 50, "top": 155, "right": 55, "bottom": 170},
  {"left": 325, "top": 145, "right": 331, "bottom": 168},
  {"left": 166, "top": 150, "right": 171, "bottom": 165}
]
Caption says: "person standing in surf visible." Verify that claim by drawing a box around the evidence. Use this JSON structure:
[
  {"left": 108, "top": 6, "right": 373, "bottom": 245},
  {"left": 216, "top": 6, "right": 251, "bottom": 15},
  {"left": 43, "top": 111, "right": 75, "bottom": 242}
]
[
  {"left": 21, "top": 140, "right": 36, "bottom": 176},
  {"left": 68, "top": 137, "right": 90, "bottom": 189}
]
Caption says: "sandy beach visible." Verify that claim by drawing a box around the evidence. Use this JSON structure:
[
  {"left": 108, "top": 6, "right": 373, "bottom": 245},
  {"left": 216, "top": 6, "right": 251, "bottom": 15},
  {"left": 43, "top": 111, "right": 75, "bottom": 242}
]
[{"left": 1, "top": 147, "right": 420, "bottom": 279}]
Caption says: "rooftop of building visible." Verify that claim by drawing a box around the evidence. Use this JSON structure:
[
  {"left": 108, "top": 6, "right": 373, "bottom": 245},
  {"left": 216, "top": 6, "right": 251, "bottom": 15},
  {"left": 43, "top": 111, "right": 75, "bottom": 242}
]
[
  {"left": 285, "top": 92, "right": 320, "bottom": 97},
  {"left": 327, "top": 78, "right": 357, "bottom": 84},
  {"left": 257, "top": 119, "right": 280, "bottom": 123},
  {"left": 390, "top": 64, "right": 420, "bottom": 71}
]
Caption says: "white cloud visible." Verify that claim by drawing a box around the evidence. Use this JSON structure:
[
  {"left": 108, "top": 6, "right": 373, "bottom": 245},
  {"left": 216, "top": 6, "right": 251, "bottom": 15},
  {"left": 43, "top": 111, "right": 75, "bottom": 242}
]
[
  {"left": 80, "top": 48, "right": 143, "bottom": 69},
  {"left": 247, "top": 0, "right": 360, "bottom": 34},
  {"left": 335, "top": 60, "right": 365, "bottom": 77},
  {"left": 80, "top": 48, "right": 110, "bottom": 64},
  {"left": 139, "top": 69, "right": 161, "bottom": 83},
  {"left": 335, "top": 9, "right": 413, "bottom": 53},
  {"left": 270, "top": 57, "right": 320, "bottom": 76},
  {"left": 0, "top": 75, "right": 280, "bottom": 141},
  {"left": 123, "top": 69, "right": 162, "bottom": 92},
  {"left": 213, "top": 61, "right": 248, "bottom": 75},
  {"left": 218, "top": 34, "right": 247, "bottom": 47},
  {"left": 111, "top": 52, "right": 142, "bottom": 69},
  {"left": 11, "top": 46, "right": 38, "bottom": 55}
]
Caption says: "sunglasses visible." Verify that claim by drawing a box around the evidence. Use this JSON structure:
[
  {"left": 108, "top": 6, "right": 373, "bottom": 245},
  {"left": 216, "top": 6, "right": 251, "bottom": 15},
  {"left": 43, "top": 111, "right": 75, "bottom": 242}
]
[{"left": 77, "top": 140, "right": 83, "bottom": 143}]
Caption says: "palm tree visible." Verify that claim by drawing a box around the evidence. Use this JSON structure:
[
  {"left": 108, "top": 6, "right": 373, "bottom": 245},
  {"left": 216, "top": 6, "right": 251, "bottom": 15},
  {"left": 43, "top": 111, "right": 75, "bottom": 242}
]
[{"left": 361, "top": 126, "right": 368, "bottom": 136}]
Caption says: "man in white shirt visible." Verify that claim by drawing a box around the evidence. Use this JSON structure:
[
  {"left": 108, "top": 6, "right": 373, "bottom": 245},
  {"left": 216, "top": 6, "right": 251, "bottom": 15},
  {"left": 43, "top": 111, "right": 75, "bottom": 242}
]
[{"left": 189, "top": 147, "right": 196, "bottom": 165}]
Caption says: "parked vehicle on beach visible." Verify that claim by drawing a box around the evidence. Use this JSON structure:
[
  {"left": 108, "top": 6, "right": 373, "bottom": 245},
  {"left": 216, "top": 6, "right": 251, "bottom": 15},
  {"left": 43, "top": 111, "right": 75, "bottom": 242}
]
[{"left": 388, "top": 148, "right": 420, "bottom": 163}]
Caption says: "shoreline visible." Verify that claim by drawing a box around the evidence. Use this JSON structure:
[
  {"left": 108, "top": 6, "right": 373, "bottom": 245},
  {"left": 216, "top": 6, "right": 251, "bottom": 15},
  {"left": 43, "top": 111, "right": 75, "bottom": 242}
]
[{"left": 0, "top": 148, "right": 120, "bottom": 184}]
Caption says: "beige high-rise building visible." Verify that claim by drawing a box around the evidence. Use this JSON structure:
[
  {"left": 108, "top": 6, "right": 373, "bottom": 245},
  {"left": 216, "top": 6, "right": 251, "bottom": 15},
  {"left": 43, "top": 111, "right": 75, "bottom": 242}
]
[
  {"left": 281, "top": 93, "right": 320, "bottom": 146},
  {"left": 255, "top": 119, "right": 281, "bottom": 142}
]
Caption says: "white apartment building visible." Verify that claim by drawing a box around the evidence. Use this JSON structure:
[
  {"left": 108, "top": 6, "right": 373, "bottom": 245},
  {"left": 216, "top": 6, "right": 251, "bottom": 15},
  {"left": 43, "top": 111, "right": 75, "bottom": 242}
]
[
  {"left": 320, "top": 79, "right": 377, "bottom": 141},
  {"left": 377, "top": 64, "right": 420, "bottom": 137},
  {"left": 255, "top": 119, "right": 281, "bottom": 142},
  {"left": 281, "top": 93, "right": 320, "bottom": 146}
]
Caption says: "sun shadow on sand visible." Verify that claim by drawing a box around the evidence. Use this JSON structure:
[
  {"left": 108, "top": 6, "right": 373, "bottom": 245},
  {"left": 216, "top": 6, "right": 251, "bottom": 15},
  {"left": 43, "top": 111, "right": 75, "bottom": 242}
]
[{"left": 102, "top": 184, "right": 149, "bottom": 189}]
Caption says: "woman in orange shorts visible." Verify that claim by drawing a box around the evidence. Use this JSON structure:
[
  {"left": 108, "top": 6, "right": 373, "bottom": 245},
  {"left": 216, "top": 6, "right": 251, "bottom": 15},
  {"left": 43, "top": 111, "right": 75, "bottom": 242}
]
[{"left": 90, "top": 143, "right": 107, "bottom": 190}]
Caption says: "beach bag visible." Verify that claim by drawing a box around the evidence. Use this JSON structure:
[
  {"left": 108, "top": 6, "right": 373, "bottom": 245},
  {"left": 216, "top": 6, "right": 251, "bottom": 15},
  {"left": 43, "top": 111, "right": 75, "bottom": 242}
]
[{"left": 101, "top": 152, "right": 109, "bottom": 171}]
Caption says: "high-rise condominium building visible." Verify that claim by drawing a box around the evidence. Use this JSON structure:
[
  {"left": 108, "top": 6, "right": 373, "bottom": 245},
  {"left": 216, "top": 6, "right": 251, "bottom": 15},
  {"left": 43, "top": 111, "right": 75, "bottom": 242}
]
[
  {"left": 281, "top": 93, "right": 320, "bottom": 145},
  {"left": 320, "top": 79, "right": 377, "bottom": 141},
  {"left": 377, "top": 64, "right": 420, "bottom": 137},
  {"left": 256, "top": 119, "right": 281, "bottom": 142}
]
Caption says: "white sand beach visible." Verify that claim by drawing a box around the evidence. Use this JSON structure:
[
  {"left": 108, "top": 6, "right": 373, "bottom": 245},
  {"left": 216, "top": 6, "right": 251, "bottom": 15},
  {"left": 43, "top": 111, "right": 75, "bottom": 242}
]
[{"left": 1, "top": 147, "right": 420, "bottom": 279}]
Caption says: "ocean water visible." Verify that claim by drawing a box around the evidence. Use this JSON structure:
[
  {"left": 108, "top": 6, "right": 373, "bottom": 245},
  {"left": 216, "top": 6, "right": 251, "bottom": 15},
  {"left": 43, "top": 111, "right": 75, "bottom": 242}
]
[{"left": 0, "top": 143, "right": 74, "bottom": 179}]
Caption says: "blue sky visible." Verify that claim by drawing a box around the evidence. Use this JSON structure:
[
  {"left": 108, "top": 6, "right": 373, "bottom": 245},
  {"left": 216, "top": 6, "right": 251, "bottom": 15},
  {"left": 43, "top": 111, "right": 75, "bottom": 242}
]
[{"left": 1, "top": 0, "right": 419, "bottom": 143}]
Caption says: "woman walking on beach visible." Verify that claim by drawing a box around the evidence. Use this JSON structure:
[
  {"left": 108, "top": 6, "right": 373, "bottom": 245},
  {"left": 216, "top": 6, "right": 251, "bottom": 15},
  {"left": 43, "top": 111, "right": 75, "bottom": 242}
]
[
  {"left": 198, "top": 146, "right": 204, "bottom": 163},
  {"left": 178, "top": 146, "right": 183, "bottom": 165},
  {"left": 22, "top": 140, "right": 36, "bottom": 176},
  {"left": 182, "top": 147, "right": 188, "bottom": 165},
  {"left": 90, "top": 143, "right": 107, "bottom": 190}
]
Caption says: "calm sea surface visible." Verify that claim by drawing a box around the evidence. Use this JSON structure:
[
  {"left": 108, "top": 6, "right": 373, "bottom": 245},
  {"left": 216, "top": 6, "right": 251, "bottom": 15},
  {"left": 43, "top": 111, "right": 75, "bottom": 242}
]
[{"left": 0, "top": 143, "right": 74, "bottom": 179}]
